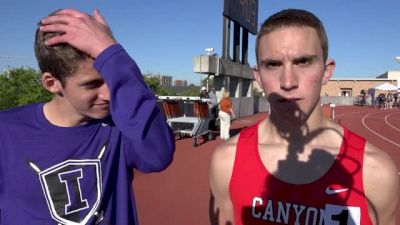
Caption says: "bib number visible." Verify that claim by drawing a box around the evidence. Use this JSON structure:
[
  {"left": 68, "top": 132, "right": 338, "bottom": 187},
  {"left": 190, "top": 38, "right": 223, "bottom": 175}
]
[{"left": 324, "top": 204, "right": 361, "bottom": 225}]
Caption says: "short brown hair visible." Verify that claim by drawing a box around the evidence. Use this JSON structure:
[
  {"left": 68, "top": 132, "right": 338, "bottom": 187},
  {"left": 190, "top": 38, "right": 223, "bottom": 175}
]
[
  {"left": 255, "top": 9, "right": 329, "bottom": 63},
  {"left": 34, "top": 10, "right": 89, "bottom": 86}
]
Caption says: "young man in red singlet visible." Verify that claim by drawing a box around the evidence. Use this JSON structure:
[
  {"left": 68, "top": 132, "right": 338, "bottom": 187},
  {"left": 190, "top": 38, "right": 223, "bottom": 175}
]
[{"left": 209, "top": 9, "right": 399, "bottom": 225}]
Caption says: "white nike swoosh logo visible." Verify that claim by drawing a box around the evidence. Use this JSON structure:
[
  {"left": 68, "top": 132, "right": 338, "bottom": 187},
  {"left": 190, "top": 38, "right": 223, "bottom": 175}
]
[{"left": 325, "top": 187, "right": 349, "bottom": 195}]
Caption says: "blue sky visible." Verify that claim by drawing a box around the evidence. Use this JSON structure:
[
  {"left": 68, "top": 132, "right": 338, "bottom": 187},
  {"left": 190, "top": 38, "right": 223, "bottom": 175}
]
[{"left": 1, "top": 0, "right": 400, "bottom": 85}]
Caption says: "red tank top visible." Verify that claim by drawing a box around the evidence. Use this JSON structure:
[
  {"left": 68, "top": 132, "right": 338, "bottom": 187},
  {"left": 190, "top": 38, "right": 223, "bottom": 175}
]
[{"left": 230, "top": 123, "right": 373, "bottom": 225}]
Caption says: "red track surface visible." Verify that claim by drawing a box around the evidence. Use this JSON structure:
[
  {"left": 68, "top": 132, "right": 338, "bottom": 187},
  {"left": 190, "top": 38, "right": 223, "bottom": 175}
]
[{"left": 133, "top": 106, "right": 400, "bottom": 225}]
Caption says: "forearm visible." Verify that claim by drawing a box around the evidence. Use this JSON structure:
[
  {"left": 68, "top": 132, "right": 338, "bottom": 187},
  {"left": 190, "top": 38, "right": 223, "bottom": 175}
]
[{"left": 94, "top": 44, "right": 175, "bottom": 172}]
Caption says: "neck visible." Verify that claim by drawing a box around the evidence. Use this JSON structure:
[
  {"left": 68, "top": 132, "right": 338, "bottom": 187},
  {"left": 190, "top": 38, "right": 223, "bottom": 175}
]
[{"left": 43, "top": 98, "right": 90, "bottom": 127}]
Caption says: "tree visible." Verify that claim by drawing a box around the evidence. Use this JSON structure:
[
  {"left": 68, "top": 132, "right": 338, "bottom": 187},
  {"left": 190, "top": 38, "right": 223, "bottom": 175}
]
[
  {"left": 253, "top": 88, "right": 264, "bottom": 97},
  {"left": 143, "top": 76, "right": 161, "bottom": 93},
  {"left": 179, "top": 85, "right": 201, "bottom": 96},
  {"left": 0, "top": 67, "right": 52, "bottom": 110},
  {"left": 142, "top": 72, "right": 174, "bottom": 96},
  {"left": 200, "top": 75, "right": 214, "bottom": 89}
]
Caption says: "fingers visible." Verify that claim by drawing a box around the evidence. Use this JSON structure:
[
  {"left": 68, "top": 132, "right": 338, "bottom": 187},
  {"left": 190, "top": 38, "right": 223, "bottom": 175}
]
[
  {"left": 39, "top": 9, "right": 87, "bottom": 46},
  {"left": 38, "top": 8, "right": 116, "bottom": 56},
  {"left": 39, "top": 23, "right": 67, "bottom": 33},
  {"left": 40, "top": 14, "right": 71, "bottom": 26},
  {"left": 40, "top": 8, "right": 107, "bottom": 29},
  {"left": 43, "top": 34, "right": 65, "bottom": 46},
  {"left": 42, "top": 8, "right": 107, "bottom": 26},
  {"left": 93, "top": 9, "right": 108, "bottom": 26},
  {"left": 40, "top": 9, "right": 88, "bottom": 26},
  {"left": 92, "top": 8, "right": 114, "bottom": 40},
  {"left": 53, "top": 8, "right": 87, "bottom": 18},
  {"left": 39, "top": 23, "right": 69, "bottom": 46}
]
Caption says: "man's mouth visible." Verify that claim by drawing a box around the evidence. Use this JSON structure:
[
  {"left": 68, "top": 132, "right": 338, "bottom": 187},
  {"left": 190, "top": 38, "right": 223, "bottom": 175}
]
[
  {"left": 278, "top": 98, "right": 301, "bottom": 103},
  {"left": 93, "top": 103, "right": 110, "bottom": 108}
]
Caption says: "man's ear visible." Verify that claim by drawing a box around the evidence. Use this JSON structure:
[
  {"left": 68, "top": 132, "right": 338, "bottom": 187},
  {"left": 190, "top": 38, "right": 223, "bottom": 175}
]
[
  {"left": 253, "top": 65, "right": 263, "bottom": 88},
  {"left": 41, "top": 72, "right": 63, "bottom": 94},
  {"left": 322, "top": 59, "right": 336, "bottom": 85}
]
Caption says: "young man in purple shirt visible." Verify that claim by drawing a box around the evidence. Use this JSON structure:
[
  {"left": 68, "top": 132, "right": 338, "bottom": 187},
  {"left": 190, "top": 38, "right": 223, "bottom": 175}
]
[{"left": 0, "top": 9, "right": 175, "bottom": 224}]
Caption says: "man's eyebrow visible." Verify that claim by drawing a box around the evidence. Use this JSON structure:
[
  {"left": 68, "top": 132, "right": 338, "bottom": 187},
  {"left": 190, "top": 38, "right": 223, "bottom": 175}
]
[
  {"left": 292, "top": 55, "right": 317, "bottom": 63},
  {"left": 78, "top": 78, "right": 104, "bottom": 86},
  {"left": 259, "top": 58, "right": 282, "bottom": 65},
  {"left": 258, "top": 55, "right": 318, "bottom": 65}
]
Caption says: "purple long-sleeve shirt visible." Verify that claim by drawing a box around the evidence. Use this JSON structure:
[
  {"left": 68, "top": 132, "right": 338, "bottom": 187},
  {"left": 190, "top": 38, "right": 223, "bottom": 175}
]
[{"left": 0, "top": 44, "right": 175, "bottom": 224}]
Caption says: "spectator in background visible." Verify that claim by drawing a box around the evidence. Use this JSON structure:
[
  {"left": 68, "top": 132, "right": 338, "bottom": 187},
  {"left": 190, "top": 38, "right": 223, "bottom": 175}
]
[
  {"left": 218, "top": 91, "right": 234, "bottom": 140},
  {"left": 378, "top": 93, "right": 386, "bottom": 109},
  {"left": 387, "top": 92, "right": 394, "bottom": 109},
  {"left": 208, "top": 87, "right": 218, "bottom": 109},
  {"left": 360, "top": 89, "right": 366, "bottom": 106},
  {"left": 200, "top": 86, "right": 209, "bottom": 99},
  {"left": 208, "top": 87, "right": 219, "bottom": 131},
  {"left": 365, "top": 93, "right": 372, "bottom": 106}
]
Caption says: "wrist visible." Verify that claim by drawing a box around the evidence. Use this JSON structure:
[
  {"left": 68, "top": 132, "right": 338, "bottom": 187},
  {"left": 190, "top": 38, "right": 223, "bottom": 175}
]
[{"left": 93, "top": 40, "right": 118, "bottom": 58}]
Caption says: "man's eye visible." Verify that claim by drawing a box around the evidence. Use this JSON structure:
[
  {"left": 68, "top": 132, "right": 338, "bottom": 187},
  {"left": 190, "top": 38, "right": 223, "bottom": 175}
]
[
  {"left": 266, "top": 62, "right": 280, "bottom": 68},
  {"left": 295, "top": 58, "right": 311, "bottom": 65},
  {"left": 84, "top": 81, "right": 104, "bottom": 89}
]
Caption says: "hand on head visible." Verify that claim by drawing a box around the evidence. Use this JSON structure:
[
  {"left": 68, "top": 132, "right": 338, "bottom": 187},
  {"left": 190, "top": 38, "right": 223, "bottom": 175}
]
[{"left": 39, "top": 8, "right": 117, "bottom": 58}]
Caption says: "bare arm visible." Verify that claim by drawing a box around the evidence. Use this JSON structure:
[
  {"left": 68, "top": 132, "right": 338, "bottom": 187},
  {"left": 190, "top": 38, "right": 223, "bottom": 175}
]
[
  {"left": 363, "top": 142, "right": 399, "bottom": 225},
  {"left": 228, "top": 99, "right": 235, "bottom": 118},
  {"left": 229, "top": 109, "right": 235, "bottom": 119},
  {"left": 209, "top": 136, "right": 239, "bottom": 225}
]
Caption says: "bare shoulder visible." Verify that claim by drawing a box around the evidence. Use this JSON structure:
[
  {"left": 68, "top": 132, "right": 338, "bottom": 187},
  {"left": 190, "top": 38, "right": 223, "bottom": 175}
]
[
  {"left": 209, "top": 134, "right": 240, "bottom": 184},
  {"left": 363, "top": 142, "right": 399, "bottom": 224},
  {"left": 209, "top": 134, "right": 240, "bottom": 225},
  {"left": 363, "top": 142, "right": 398, "bottom": 181},
  {"left": 213, "top": 134, "right": 239, "bottom": 158},
  {"left": 209, "top": 133, "right": 240, "bottom": 198}
]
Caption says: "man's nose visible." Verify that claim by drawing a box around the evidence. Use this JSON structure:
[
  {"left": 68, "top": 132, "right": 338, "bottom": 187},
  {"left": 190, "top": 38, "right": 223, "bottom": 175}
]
[
  {"left": 99, "top": 83, "right": 110, "bottom": 101},
  {"left": 280, "top": 65, "right": 298, "bottom": 91}
]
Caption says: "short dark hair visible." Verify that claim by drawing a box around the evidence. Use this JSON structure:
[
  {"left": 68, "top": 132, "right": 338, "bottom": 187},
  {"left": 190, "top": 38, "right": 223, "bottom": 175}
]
[
  {"left": 255, "top": 9, "right": 329, "bottom": 63},
  {"left": 34, "top": 10, "right": 89, "bottom": 86}
]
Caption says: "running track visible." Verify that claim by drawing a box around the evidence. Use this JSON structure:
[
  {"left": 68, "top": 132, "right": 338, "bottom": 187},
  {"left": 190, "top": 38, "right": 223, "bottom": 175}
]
[{"left": 133, "top": 106, "right": 400, "bottom": 225}]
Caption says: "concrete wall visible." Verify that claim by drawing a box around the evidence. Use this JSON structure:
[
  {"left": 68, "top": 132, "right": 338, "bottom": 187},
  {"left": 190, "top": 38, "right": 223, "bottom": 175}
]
[
  {"left": 254, "top": 97, "right": 269, "bottom": 113},
  {"left": 320, "top": 96, "right": 355, "bottom": 105},
  {"left": 231, "top": 97, "right": 255, "bottom": 118}
]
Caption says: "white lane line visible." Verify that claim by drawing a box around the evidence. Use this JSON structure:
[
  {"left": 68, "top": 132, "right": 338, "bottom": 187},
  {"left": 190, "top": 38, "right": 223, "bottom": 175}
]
[
  {"left": 384, "top": 112, "right": 400, "bottom": 132},
  {"left": 362, "top": 112, "right": 400, "bottom": 148}
]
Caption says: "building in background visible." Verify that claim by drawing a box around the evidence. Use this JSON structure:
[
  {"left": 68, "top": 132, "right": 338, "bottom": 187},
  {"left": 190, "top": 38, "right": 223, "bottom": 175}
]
[
  {"left": 321, "top": 70, "right": 399, "bottom": 97},
  {"left": 376, "top": 70, "right": 400, "bottom": 83},
  {"left": 174, "top": 80, "right": 187, "bottom": 87},
  {"left": 160, "top": 75, "right": 172, "bottom": 86},
  {"left": 144, "top": 74, "right": 172, "bottom": 87}
]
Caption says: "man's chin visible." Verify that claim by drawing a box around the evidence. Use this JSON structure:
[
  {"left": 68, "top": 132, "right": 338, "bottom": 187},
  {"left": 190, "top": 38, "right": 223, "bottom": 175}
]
[{"left": 270, "top": 111, "right": 308, "bottom": 126}]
